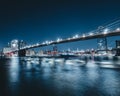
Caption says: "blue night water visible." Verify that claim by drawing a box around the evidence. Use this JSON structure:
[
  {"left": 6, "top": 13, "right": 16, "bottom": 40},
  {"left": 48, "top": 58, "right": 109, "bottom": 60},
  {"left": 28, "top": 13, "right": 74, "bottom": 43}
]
[{"left": 0, "top": 57, "right": 120, "bottom": 96}]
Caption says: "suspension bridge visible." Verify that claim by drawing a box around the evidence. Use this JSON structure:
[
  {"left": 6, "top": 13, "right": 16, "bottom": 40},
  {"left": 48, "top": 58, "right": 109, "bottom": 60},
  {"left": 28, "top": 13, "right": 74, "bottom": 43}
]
[{"left": 2, "top": 18, "right": 120, "bottom": 56}]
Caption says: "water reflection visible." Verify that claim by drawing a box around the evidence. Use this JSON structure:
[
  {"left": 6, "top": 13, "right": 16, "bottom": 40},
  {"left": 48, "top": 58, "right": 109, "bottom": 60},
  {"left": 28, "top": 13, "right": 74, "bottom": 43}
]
[
  {"left": 8, "top": 57, "right": 19, "bottom": 83},
  {"left": 0, "top": 57, "right": 120, "bottom": 96}
]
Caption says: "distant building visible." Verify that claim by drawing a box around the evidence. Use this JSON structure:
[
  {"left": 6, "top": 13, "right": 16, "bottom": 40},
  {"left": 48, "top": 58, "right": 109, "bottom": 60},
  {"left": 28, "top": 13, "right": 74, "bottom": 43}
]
[
  {"left": 116, "top": 40, "right": 120, "bottom": 48},
  {"left": 3, "top": 47, "right": 12, "bottom": 54},
  {"left": 37, "top": 50, "right": 44, "bottom": 56},
  {"left": 52, "top": 45, "right": 58, "bottom": 55},
  {"left": 26, "top": 49, "right": 35, "bottom": 56},
  {"left": 116, "top": 40, "right": 120, "bottom": 56}
]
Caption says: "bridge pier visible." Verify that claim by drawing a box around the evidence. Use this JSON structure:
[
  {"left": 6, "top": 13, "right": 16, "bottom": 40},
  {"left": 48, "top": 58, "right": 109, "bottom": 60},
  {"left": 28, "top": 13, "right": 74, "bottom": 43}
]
[{"left": 18, "top": 49, "right": 26, "bottom": 57}]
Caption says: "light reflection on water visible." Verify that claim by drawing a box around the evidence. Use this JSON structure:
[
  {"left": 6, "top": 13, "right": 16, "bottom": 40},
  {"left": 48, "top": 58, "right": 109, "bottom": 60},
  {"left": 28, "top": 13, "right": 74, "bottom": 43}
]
[
  {"left": 8, "top": 57, "right": 20, "bottom": 83},
  {"left": 0, "top": 57, "right": 120, "bottom": 96}
]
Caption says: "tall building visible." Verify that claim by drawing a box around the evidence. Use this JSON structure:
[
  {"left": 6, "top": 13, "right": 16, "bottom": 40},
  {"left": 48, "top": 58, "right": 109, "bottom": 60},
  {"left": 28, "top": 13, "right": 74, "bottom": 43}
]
[
  {"left": 116, "top": 40, "right": 120, "bottom": 56},
  {"left": 26, "top": 49, "right": 35, "bottom": 56}
]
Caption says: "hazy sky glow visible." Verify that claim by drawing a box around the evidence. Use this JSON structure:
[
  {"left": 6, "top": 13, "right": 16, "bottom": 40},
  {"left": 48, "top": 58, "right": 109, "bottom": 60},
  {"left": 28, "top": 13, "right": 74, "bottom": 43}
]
[{"left": 0, "top": 0, "right": 120, "bottom": 50}]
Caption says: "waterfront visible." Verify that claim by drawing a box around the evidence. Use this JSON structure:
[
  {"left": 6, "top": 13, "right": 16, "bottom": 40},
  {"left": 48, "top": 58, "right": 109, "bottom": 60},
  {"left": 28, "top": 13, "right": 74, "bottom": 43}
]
[{"left": 0, "top": 57, "right": 120, "bottom": 96}]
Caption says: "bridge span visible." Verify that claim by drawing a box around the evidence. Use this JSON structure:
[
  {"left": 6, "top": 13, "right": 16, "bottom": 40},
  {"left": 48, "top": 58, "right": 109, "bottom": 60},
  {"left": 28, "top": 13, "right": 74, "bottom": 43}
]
[
  {"left": 2, "top": 18, "right": 120, "bottom": 56},
  {"left": 3, "top": 29, "right": 120, "bottom": 57},
  {"left": 22, "top": 30, "right": 120, "bottom": 50}
]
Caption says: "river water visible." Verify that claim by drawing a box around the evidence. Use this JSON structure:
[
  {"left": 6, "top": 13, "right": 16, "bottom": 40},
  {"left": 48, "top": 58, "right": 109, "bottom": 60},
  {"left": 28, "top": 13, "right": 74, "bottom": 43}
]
[{"left": 0, "top": 57, "right": 120, "bottom": 96}]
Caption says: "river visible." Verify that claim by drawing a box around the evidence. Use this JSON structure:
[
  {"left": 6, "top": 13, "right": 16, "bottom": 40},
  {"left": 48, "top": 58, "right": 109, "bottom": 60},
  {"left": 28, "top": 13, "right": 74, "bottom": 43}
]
[{"left": 0, "top": 57, "right": 120, "bottom": 96}]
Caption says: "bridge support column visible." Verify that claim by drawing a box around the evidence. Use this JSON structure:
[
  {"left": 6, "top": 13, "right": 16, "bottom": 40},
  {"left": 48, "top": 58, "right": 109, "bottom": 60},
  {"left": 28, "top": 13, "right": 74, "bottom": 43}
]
[{"left": 18, "top": 49, "right": 26, "bottom": 57}]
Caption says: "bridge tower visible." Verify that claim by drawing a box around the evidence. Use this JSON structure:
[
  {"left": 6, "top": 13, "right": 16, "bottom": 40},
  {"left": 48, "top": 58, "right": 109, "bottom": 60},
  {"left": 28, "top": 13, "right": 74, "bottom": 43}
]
[
  {"left": 18, "top": 40, "right": 26, "bottom": 57},
  {"left": 97, "top": 26, "right": 108, "bottom": 53},
  {"left": 10, "top": 39, "right": 26, "bottom": 57},
  {"left": 18, "top": 49, "right": 26, "bottom": 57}
]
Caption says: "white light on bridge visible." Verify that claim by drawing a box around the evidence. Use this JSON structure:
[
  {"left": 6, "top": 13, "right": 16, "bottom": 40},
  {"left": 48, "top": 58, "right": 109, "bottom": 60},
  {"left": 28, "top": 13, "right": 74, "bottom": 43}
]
[
  {"left": 50, "top": 40, "right": 53, "bottom": 43},
  {"left": 36, "top": 43, "right": 39, "bottom": 45},
  {"left": 75, "top": 34, "right": 79, "bottom": 38},
  {"left": 89, "top": 32, "right": 94, "bottom": 36},
  {"left": 57, "top": 38, "right": 62, "bottom": 42},
  {"left": 103, "top": 28, "right": 109, "bottom": 34},
  {"left": 103, "top": 31, "right": 108, "bottom": 34},
  {"left": 45, "top": 41, "right": 48, "bottom": 44},
  {"left": 45, "top": 41, "right": 50, "bottom": 45},
  {"left": 72, "top": 34, "right": 79, "bottom": 39},
  {"left": 42, "top": 42, "right": 45, "bottom": 44},
  {"left": 67, "top": 38, "right": 71, "bottom": 40},
  {"left": 57, "top": 38, "right": 60, "bottom": 42},
  {"left": 48, "top": 41, "right": 51, "bottom": 44},
  {"left": 82, "top": 34, "right": 85, "bottom": 38},
  {"left": 116, "top": 28, "right": 120, "bottom": 31}
]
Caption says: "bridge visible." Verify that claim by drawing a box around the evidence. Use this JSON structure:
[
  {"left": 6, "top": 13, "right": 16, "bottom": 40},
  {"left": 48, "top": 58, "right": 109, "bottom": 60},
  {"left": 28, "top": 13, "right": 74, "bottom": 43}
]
[{"left": 2, "top": 18, "right": 120, "bottom": 56}]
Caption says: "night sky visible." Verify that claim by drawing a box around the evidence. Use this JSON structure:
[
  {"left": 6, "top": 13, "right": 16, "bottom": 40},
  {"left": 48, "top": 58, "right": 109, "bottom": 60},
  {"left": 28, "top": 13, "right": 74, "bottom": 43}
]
[{"left": 0, "top": 0, "right": 120, "bottom": 50}]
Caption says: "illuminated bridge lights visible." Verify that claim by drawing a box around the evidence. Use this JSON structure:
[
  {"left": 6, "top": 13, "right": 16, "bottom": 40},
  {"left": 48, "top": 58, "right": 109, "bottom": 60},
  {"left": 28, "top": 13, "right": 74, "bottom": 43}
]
[
  {"left": 82, "top": 34, "right": 86, "bottom": 38},
  {"left": 4, "top": 24, "right": 120, "bottom": 53},
  {"left": 57, "top": 38, "right": 62, "bottom": 42},
  {"left": 67, "top": 38, "right": 72, "bottom": 40},
  {"left": 45, "top": 41, "right": 49, "bottom": 45},
  {"left": 36, "top": 43, "right": 39, "bottom": 46},
  {"left": 116, "top": 28, "right": 120, "bottom": 31},
  {"left": 49, "top": 40, "right": 54, "bottom": 43},
  {"left": 75, "top": 34, "right": 79, "bottom": 38},
  {"left": 43, "top": 40, "right": 53, "bottom": 45},
  {"left": 102, "top": 28, "right": 109, "bottom": 35},
  {"left": 72, "top": 34, "right": 79, "bottom": 39},
  {"left": 42, "top": 42, "right": 45, "bottom": 45},
  {"left": 103, "top": 31, "right": 108, "bottom": 35},
  {"left": 89, "top": 32, "right": 94, "bottom": 36}
]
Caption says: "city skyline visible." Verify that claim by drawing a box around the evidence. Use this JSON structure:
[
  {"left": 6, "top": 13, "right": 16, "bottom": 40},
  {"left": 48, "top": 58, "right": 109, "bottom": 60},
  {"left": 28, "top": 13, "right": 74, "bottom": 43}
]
[
  {"left": 0, "top": 0, "right": 120, "bottom": 50},
  {"left": 0, "top": 1, "right": 120, "bottom": 96}
]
